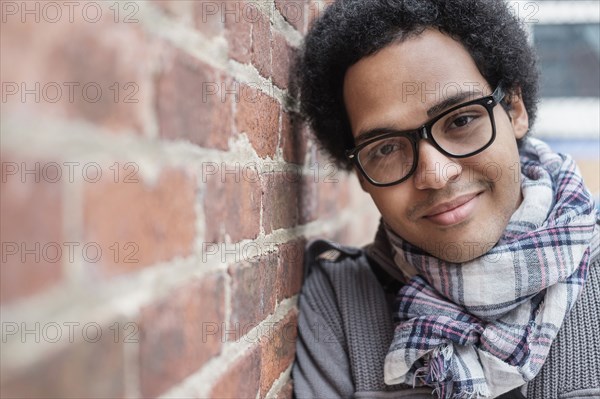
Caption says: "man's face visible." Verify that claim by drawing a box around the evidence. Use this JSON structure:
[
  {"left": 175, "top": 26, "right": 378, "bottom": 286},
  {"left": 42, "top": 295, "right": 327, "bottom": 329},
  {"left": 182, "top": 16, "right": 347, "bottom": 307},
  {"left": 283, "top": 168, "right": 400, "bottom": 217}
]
[{"left": 343, "top": 29, "right": 529, "bottom": 262}]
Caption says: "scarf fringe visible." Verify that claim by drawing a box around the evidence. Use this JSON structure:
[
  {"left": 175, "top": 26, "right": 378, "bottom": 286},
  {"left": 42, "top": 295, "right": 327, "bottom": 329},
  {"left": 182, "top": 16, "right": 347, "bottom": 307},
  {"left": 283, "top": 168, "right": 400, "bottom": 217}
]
[
  {"left": 438, "top": 388, "right": 491, "bottom": 399},
  {"left": 429, "top": 344, "right": 453, "bottom": 382},
  {"left": 429, "top": 346, "right": 491, "bottom": 399},
  {"left": 426, "top": 345, "right": 492, "bottom": 399}
]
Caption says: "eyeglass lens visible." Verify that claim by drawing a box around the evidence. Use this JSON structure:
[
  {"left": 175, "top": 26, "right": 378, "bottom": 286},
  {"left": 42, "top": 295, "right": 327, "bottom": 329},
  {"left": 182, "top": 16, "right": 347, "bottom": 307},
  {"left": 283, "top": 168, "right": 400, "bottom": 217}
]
[{"left": 357, "top": 102, "right": 492, "bottom": 184}]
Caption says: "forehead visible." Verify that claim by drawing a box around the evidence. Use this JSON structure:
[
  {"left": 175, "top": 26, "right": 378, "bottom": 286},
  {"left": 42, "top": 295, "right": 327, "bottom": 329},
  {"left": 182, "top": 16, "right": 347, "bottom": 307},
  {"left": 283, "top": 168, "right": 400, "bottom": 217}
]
[{"left": 343, "top": 29, "right": 490, "bottom": 137}]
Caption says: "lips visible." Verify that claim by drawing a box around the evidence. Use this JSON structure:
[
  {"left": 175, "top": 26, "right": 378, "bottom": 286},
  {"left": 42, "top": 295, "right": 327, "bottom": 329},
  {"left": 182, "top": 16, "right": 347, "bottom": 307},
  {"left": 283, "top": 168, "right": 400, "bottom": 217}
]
[{"left": 423, "top": 192, "right": 482, "bottom": 226}]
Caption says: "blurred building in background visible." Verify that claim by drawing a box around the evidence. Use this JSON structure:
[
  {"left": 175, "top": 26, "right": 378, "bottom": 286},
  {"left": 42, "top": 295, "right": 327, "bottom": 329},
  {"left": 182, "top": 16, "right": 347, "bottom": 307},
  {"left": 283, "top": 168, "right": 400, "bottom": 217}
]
[{"left": 522, "top": 0, "right": 600, "bottom": 205}]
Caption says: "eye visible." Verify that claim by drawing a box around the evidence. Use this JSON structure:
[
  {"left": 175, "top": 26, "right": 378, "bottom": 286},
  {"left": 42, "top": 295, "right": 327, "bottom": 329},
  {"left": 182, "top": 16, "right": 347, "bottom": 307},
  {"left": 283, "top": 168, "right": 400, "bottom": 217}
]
[
  {"left": 376, "top": 143, "right": 398, "bottom": 156},
  {"left": 449, "top": 114, "right": 476, "bottom": 129},
  {"left": 359, "top": 136, "right": 412, "bottom": 167},
  {"left": 369, "top": 139, "right": 407, "bottom": 159}
]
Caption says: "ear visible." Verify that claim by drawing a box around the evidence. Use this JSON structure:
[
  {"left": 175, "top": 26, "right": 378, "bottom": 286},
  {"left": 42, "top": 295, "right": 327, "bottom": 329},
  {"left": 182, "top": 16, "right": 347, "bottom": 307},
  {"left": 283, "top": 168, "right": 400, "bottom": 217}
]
[{"left": 507, "top": 88, "right": 529, "bottom": 139}]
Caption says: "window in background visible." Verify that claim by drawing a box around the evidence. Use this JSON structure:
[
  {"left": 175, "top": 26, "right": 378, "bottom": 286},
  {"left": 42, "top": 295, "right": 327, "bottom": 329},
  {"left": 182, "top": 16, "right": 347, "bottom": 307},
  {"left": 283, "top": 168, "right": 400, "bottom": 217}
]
[
  {"left": 525, "top": 1, "right": 599, "bottom": 207},
  {"left": 534, "top": 23, "right": 599, "bottom": 98}
]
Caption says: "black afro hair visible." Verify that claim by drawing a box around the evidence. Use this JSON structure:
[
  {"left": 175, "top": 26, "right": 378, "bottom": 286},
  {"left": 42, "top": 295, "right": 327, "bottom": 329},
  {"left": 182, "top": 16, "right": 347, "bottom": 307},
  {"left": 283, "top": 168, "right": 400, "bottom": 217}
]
[{"left": 293, "top": 0, "right": 539, "bottom": 170}]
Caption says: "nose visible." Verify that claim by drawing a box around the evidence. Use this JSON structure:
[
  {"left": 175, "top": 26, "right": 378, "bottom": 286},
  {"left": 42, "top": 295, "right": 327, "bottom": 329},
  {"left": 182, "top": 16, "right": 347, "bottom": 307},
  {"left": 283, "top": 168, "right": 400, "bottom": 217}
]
[{"left": 413, "top": 140, "right": 462, "bottom": 190}]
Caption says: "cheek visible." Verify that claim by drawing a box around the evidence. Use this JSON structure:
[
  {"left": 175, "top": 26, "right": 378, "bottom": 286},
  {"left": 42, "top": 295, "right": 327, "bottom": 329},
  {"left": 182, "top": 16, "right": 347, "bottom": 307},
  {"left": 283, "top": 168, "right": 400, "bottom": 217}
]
[
  {"left": 471, "top": 119, "right": 521, "bottom": 183},
  {"left": 469, "top": 141, "right": 522, "bottom": 211},
  {"left": 368, "top": 189, "right": 411, "bottom": 224},
  {"left": 480, "top": 156, "right": 520, "bottom": 186}
]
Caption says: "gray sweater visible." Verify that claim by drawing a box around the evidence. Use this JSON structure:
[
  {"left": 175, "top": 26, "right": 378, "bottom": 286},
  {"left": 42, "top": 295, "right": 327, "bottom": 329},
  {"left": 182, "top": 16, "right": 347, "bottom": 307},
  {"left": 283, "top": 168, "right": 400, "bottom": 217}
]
[{"left": 292, "top": 233, "right": 600, "bottom": 399}]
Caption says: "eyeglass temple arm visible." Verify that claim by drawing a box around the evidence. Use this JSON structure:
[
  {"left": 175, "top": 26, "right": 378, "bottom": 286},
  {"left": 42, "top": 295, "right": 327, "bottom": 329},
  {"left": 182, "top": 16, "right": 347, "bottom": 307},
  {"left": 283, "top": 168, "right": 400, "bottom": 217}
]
[{"left": 493, "top": 82, "right": 506, "bottom": 103}]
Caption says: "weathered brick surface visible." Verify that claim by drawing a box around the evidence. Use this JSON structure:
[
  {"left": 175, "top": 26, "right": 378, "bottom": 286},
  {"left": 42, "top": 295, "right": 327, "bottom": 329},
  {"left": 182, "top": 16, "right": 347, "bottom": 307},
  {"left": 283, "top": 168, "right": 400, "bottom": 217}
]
[
  {"left": 229, "top": 253, "right": 278, "bottom": 331},
  {"left": 83, "top": 167, "right": 196, "bottom": 277},
  {"left": 157, "top": 48, "right": 232, "bottom": 150},
  {"left": 1, "top": 7, "right": 157, "bottom": 135},
  {"left": 277, "top": 239, "right": 306, "bottom": 302},
  {"left": 260, "top": 309, "right": 298, "bottom": 396},
  {"left": 139, "top": 274, "right": 225, "bottom": 398},
  {"left": 280, "top": 111, "right": 308, "bottom": 164},
  {"left": 235, "top": 84, "right": 280, "bottom": 158},
  {"left": 0, "top": 158, "right": 63, "bottom": 304},
  {"left": 0, "top": 325, "right": 125, "bottom": 399},
  {"left": 204, "top": 168, "right": 262, "bottom": 243},
  {"left": 271, "top": 33, "right": 295, "bottom": 90},
  {"left": 275, "top": 0, "right": 306, "bottom": 33},
  {"left": 251, "top": 11, "right": 272, "bottom": 79},
  {"left": 0, "top": 0, "right": 362, "bottom": 396},
  {"left": 225, "top": 2, "right": 252, "bottom": 64},
  {"left": 209, "top": 345, "right": 261, "bottom": 399},
  {"left": 262, "top": 172, "right": 301, "bottom": 234}
]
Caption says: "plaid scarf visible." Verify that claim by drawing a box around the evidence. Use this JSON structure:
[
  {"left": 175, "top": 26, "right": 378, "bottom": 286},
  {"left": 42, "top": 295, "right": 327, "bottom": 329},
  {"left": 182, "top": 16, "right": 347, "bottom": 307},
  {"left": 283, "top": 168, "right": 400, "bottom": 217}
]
[{"left": 383, "top": 138, "right": 600, "bottom": 398}]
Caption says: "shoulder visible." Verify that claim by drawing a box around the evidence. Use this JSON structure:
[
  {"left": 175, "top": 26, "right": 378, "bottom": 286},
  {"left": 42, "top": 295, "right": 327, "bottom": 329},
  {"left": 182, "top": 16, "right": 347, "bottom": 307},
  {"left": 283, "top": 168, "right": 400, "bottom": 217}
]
[
  {"left": 302, "top": 238, "right": 369, "bottom": 278},
  {"left": 299, "top": 239, "right": 366, "bottom": 296},
  {"left": 297, "top": 239, "right": 412, "bottom": 394},
  {"left": 299, "top": 238, "right": 401, "bottom": 342},
  {"left": 303, "top": 239, "right": 366, "bottom": 269},
  {"left": 301, "top": 238, "right": 404, "bottom": 303},
  {"left": 299, "top": 240, "right": 368, "bottom": 307},
  {"left": 526, "top": 250, "right": 600, "bottom": 398},
  {"left": 297, "top": 240, "right": 368, "bottom": 335}
]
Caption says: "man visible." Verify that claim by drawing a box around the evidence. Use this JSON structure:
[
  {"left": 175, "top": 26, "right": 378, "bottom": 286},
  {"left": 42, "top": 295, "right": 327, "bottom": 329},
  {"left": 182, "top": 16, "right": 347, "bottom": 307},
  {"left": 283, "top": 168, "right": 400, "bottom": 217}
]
[{"left": 291, "top": 1, "right": 600, "bottom": 398}]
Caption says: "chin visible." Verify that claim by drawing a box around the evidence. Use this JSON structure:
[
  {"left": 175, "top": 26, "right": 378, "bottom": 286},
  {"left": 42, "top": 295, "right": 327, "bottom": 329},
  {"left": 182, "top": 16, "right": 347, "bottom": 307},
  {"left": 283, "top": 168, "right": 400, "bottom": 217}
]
[
  {"left": 420, "top": 230, "right": 497, "bottom": 263},
  {"left": 430, "top": 249, "right": 481, "bottom": 263}
]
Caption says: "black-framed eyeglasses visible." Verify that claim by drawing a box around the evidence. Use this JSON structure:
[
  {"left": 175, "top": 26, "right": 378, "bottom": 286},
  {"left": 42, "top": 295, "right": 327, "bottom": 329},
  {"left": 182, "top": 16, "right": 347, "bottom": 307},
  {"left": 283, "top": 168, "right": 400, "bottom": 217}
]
[{"left": 345, "top": 83, "right": 506, "bottom": 187}]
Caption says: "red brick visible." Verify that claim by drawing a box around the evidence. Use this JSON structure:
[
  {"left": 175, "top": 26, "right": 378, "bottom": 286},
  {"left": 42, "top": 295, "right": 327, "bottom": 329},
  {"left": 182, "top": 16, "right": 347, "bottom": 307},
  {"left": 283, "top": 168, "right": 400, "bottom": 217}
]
[
  {"left": 83, "top": 167, "right": 196, "bottom": 277},
  {"left": 46, "top": 22, "right": 155, "bottom": 135},
  {"left": 235, "top": 85, "right": 280, "bottom": 158},
  {"left": 275, "top": 0, "right": 306, "bottom": 33},
  {"left": 157, "top": 48, "right": 232, "bottom": 150},
  {"left": 139, "top": 274, "right": 225, "bottom": 398},
  {"left": 0, "top": 158, "right": 63, "bottom": 304},
  {"left": 1, "top": 324, "right": 125, "bottom": 398},
  {"left": 229, "top": 253, "right": 278, "bottom": 330},
  {"left": 280, "top": 111, "right": 308, "bottom": 164},
  {"left": 276, "top": 239, "right": 305, "bottom": 301},
  {"left": 225, "top": 2, "right": 252, "bottom": 64},
  {"left": 194, "top": 1, "right": 225, "bottom": 37},
  {"left": 260, "top": 309, "right": 298, "bottom": 396},
  {"left": 204, "top": 168, "right": 261, "bottom": 243},
  {"left": 251, "top": 11, "right": 272, "bottom": 78},
  {"left": 209, "top": 345, "right": 261, "bottom": 399},
  {"left": 271, "top": 33, "right": 296, "bottom": 90},
  {"left": 262, "top": 172, "right": 301, "bottom": 234}
]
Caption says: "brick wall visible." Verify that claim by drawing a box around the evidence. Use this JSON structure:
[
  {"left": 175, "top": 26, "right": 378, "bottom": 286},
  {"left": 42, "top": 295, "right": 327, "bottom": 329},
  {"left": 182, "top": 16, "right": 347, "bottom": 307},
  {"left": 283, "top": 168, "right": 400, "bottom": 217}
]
[{"left": 0, "top": 1, "right": 379, "bottom": 398}]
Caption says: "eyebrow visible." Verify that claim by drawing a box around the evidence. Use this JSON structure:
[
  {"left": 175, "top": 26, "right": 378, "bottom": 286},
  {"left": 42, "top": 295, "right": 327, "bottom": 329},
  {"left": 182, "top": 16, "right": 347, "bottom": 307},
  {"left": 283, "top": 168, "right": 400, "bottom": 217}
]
[
  {"left": 426, "top": 90, "right": 482, "bottom": 118},
  {"left": 354, "top": 90, "right": 484, "bottom": 145}
]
